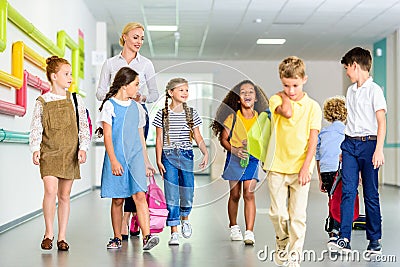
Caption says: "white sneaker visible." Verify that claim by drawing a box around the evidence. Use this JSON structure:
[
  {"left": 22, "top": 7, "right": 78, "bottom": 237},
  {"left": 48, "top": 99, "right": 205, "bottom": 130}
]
[
  {"left": 168, "top": 232, "right": 180, "bottom": 246},
  {"left": 181, "top": 220, "right": 192, "bottom": 239},
  {"left": 274, "top": 243, "right": 289, "bottom": 266},
  {"left": 285, "top": 260, "right": 300, "bottom": 267},
  {"left": 230, "top": 225, "right": 243, "bottom": 241},
  {"left": 243, "top": 230, "right": 255, "bottom": 245}
]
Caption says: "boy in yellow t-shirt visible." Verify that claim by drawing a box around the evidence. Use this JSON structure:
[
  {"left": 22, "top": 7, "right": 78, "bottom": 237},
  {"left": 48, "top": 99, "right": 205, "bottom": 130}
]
[{"left": 264, "top": 56, "right": 322, "bottom": 266}]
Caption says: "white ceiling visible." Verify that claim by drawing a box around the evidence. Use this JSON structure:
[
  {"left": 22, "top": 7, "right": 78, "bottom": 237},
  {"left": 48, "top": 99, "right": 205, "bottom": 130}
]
[{"left": 83, "top": 0, "right": 400, "bottom": 61}]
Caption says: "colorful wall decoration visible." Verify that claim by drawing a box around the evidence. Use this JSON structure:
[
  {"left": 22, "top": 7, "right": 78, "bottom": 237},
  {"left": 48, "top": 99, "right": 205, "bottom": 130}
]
[{"left": 0, "top": 0, "right": 85, "bottom": 118}]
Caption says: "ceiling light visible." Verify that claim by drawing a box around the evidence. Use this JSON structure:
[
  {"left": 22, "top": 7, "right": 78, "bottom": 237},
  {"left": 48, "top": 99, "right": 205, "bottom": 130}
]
[
  {"left": 147, "top": 25, "right": 178, "bottom": 32},
  {"left": 256, "top": 38, "right": 286, "bottom": 45},
  {"left": 254, "top": 18, "right": 262, "bottom": 23}
]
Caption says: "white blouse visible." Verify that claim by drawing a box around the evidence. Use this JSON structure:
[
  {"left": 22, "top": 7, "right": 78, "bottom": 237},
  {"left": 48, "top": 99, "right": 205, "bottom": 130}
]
[
  {"left": 29, "top": 92, "right": 91, "bottom": 152},
  {"left": 96, "top": 98, "right": 146, "bottom": 129}
]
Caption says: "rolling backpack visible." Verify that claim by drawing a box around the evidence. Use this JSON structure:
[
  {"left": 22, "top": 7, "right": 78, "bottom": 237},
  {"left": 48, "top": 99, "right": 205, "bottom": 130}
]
[{"left": 325, "top": 164, "right": 360, "bottom": 233}]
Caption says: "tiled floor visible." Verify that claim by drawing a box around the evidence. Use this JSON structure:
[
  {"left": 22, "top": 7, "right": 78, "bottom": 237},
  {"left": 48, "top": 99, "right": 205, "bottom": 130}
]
[{"left": 0, "top": 176, "right": 399, "bottom": 267}]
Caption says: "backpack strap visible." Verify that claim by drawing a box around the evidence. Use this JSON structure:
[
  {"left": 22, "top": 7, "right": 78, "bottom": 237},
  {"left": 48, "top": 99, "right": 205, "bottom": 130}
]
[
  {"left": 72, "top": 93, "right": 80, "bottom": 131},
  {"left": 265, "top": 108, "right": 271, "bottom": 119},
  {"left": 227, "top": 112, "right": 236, "bottom": 142},
  {"left": 37, "top": 96, "right": 46, "bottom": 105}
]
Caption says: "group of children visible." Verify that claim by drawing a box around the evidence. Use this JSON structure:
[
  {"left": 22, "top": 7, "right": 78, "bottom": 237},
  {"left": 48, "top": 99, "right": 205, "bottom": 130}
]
[{"left": 29, "top": 46, "right": 386, "bottom": 266}]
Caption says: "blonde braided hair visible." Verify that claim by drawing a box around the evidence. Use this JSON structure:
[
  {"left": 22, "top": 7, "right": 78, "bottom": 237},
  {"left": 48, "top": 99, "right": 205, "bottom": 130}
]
[{"left": 163, "top": 78, "right": 194, "bottom": 144}]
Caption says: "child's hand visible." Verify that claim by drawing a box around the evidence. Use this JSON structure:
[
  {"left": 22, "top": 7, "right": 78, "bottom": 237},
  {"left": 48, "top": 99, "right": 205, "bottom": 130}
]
[
  {"left": 78, "top": 150, "right": 87, "bottom": 164},
  {"left": 231, "top": 146, "right": 247, "bottom": 160},
  {"left": 319, "top": 179, "right": 327, "bottom": 193},
  {"left": 132, "top": 92, "right": 141, "bottom": 102},
  {"left": 111, "top": 160, "right": 124, "bottom": 176},
  {"left": 277, "top": 91, "right": 288, "bottom": 99},
  {"left": 199, "top": 153, "right": 209, "bottom": 169},
  {"left": 157, "top": 162, "right": 166, "bottom": 179},
  {"left": 372, "top": 150, "right": 384, "bottom": 169},
  {"left": 298, "top": 166, "right": 311, "bottom": 186},
  {"left": 145, "top": 163, "right": 156, "bottom": 177},
  {"left": 32, "top": 151, "right": 40, "bottom": 165}
]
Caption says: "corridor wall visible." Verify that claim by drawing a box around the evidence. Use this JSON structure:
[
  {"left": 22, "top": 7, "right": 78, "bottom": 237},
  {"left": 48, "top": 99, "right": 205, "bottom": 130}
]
[{"left": 0, "top": 0, "right": 97, "bottom": 229}]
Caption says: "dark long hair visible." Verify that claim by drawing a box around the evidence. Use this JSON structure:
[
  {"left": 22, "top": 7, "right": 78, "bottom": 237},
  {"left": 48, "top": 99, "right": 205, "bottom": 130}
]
[
  {"left": 210, "top": 80, "right": 269, "bottom": 140},
  {"left": 95, "top": 67, "right": 139, "bottom": 137}
]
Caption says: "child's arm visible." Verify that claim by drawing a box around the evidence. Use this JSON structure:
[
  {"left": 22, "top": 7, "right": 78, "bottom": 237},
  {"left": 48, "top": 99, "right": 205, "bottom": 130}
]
[
  {"left": 316, "top": 161, "right": 325, "bottom": 192},
  {"left": 219, "top": 127, "right": 247, "bottom": 159},
  {"left": 298, "top": 129, "right": 319, "bottom": 186},
  {"left": 103, "top": 121, "right": 123, "bottom": 176},
  {"left": 155, "top": 127, "right": 166, "bottom": 177},
  {"left": 275, "top": 91, "right": 292, "bottom": 118},
  {"left": 139, "top": 127, "right": 156, "bottom": 177},
  {"left": 372, "top": 109, "right": 386, "bottom": 169},
  {"left": 76, "top": 95, "right": 90, "bottom": 164},
  {"left": 193, "top": 127, "right": 209, "bottom": 169},
  {"left": 30, "top": 100, "right": 43, "bottom": 165}
]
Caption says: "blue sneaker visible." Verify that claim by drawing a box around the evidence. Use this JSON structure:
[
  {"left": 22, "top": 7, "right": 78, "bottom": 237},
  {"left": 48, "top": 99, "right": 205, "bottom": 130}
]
[
  {"left": 327, "top": 237, "right": 351, "bottom": 254},
  {"left": 366, "top": 240, "right": 382, "bottom": 255}
]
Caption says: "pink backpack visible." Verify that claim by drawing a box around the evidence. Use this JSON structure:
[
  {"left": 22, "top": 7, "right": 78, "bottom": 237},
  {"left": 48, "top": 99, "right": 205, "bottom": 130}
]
[{"left": 146, "top": 176, "right": 169, "bottom": 234}]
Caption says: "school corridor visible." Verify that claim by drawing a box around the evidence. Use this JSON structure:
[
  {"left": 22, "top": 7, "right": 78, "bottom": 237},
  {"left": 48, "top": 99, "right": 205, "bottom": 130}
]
[{"left": 0, "top": 175, "right": 399, "bottom": 267}]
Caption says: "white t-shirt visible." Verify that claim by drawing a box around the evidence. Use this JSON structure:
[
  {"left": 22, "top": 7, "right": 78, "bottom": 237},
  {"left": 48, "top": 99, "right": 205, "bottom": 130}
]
[
  {"left": 97, "top": 98, "right": 146, "bottom": 128},
  {"left": 345, "top": 77, "right": 387, "bottom": 136}
]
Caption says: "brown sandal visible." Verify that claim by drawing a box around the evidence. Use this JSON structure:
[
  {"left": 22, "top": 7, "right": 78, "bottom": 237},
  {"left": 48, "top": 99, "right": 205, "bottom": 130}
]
[
  {"left": 57, "top": 240, "right": 69, "bottom": 251},
  {"left": 41, "top": 237, "right": 53, "bottom": 250}
]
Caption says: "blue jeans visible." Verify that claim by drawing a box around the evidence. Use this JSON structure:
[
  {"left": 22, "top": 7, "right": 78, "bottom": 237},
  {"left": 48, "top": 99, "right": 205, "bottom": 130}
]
[
  {"left": 340, "top": 137, "right": 382, "bottom": 241},
  {"left": 162, "top": 149, "right": 194, "bottom": 226}
]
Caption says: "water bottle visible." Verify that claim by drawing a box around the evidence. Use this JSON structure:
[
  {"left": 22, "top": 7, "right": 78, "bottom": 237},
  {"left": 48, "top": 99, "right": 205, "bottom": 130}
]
[{"left": 240, "top": 140, "right": 249, "bottom": 168}]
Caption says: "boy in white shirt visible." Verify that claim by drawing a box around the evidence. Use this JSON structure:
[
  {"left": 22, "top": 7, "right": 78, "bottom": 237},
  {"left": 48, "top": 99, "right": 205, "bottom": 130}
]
[{"left": 329, "top": 47, "right": 387, "bottom": 255}]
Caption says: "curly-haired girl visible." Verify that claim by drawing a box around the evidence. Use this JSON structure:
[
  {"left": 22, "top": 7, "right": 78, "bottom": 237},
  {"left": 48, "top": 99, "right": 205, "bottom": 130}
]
[{"left": 211, "top": 80, "right": 268, "bottom": 245}]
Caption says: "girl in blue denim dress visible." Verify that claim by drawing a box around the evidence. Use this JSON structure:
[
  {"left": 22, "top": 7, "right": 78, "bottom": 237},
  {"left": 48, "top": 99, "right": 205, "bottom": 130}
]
[
  {"left": 96, "top": 67, "right": 159, "bottom": 251},
  {"left": 152, "top": 78, "right": 209, "bottom": 246},
  {"left": 211, "top": 80, "right": 269, "bottom": 245}
]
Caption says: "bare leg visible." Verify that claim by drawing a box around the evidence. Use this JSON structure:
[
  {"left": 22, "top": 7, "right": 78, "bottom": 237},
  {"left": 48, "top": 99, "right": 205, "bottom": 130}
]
[
  {"left": 243, "top": 179, "right": 256, "bottom": 231},
  {"left": 132, "top": 192, "right": 150, "bottom": 236},
  {"left": 228, "top": 181, "right": 242, "bottom": 227},
  {"left": 57, "top": 178, "right": 74, "bottom": 241},
  {"left": 110, "top": 198, "right": 124, "bottom": 239},
  {"left": 121, "top": 212, "right": 131, "bottom": 236},
  {"left": 42, "top": 176, "right": 58, "bottom": 239}
]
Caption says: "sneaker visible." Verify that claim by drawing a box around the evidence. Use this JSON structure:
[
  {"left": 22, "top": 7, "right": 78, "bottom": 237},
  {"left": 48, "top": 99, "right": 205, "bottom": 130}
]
[
  {"left": 366, "top": 240, "right": 382, "bottom": 255},
  {"left": 285, "top": 260, "right": 300, "bottom": 267},
  {"left": 274, "top": 243, "right": 288, "bottom": 266},
  {"left": 143, "top": 235, "right": 159, "bottom": 251},
  {"left": 243, "top": 230, "right": 255, "bottom": 245},
  {"left": 327, "top": 233, "right": 339, "bottom": 243},
  {"left": 107, "top": 237, "right": 122, "bottom": 249},
  {"left": 327, "top": 237, "right": 351, "bottom": 254},
  {"left": 230, "top": 225, "right": 243, "bottom": 241},
  {"left": 181, "top": 220, "right": 192, "bottom": 239},
  {"left": 168, "top": 232, "right": 180, "bottom": 246},
  {"left": 327, "top": 235, "right": 339, "bottom": 252}
]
